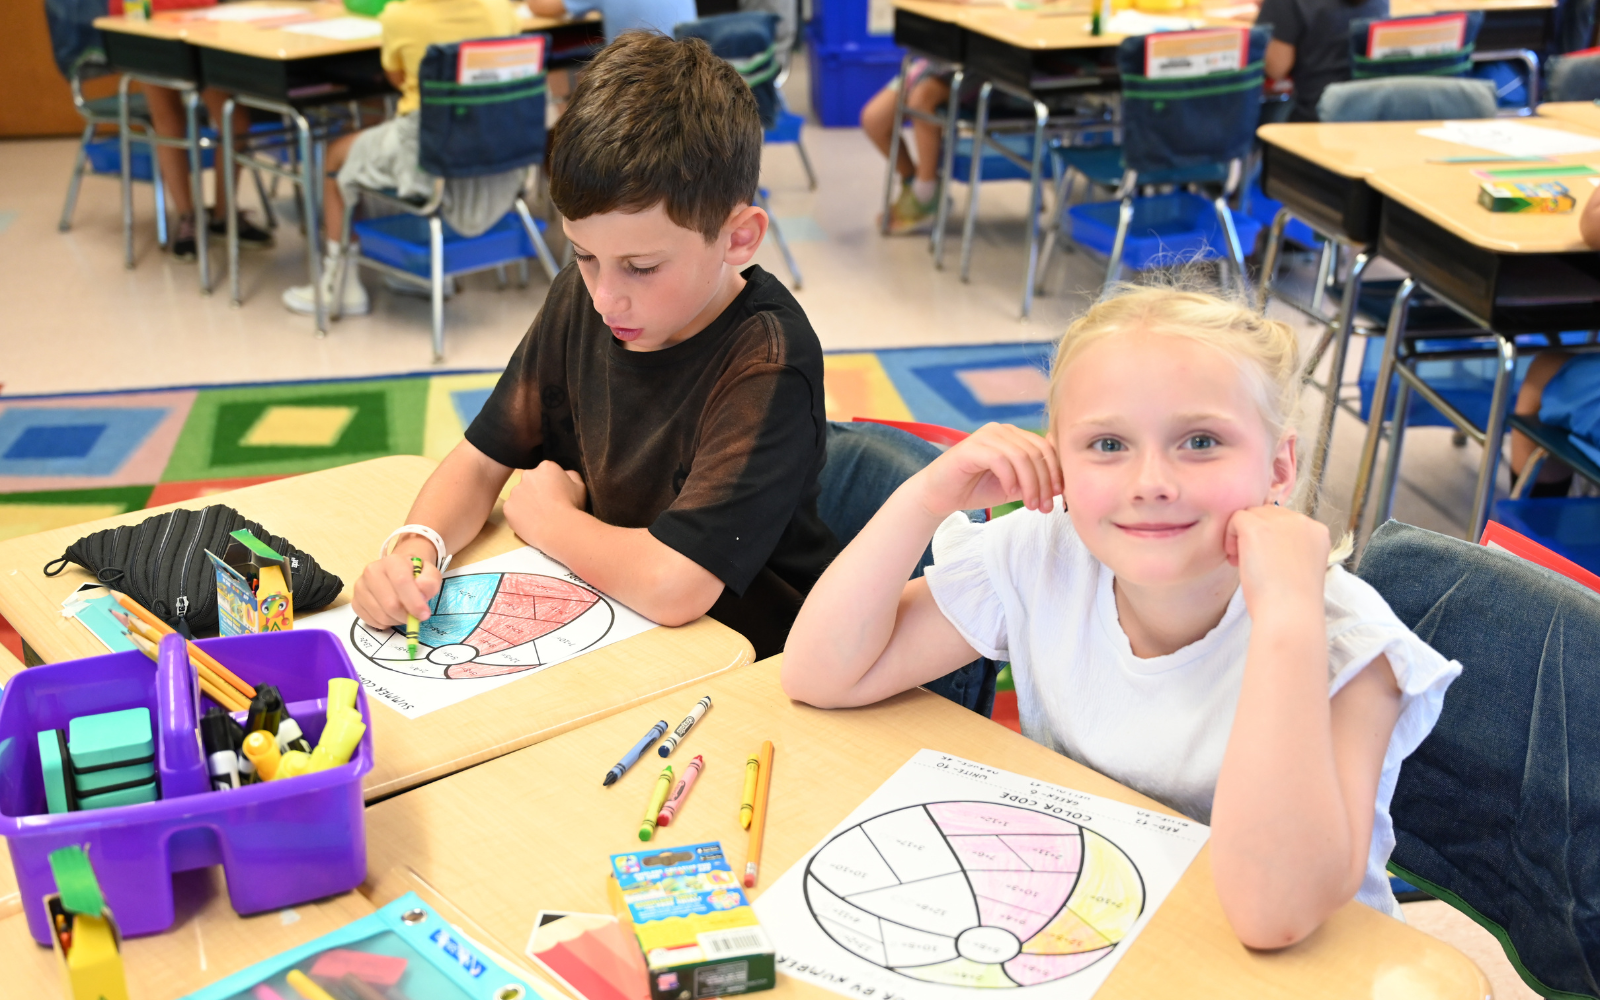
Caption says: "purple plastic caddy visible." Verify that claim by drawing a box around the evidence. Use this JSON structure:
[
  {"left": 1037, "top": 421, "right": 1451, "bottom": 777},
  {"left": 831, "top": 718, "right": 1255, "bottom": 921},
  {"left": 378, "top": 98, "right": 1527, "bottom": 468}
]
[{"left": 0, "top": 629, "right": 374, "bottom": 945}]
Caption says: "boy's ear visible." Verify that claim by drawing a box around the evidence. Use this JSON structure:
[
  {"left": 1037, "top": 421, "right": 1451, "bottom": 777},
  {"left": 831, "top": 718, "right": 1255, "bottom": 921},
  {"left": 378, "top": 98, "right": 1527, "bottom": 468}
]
[
  {"left": 1269, "top": 430, "right": 1298, "bottom": 503},
  {"left": 722, "top": 204, "right": 768, "bottom": 266}
]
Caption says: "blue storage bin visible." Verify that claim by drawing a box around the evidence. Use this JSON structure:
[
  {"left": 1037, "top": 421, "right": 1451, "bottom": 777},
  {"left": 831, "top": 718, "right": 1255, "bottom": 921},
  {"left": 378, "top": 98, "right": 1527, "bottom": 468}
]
[
  {"left": 84, "top": 138, "right": 157, "bottom": 182},
  {"left": 950, "top": 133, "right": 1052, "bottom": 184},
  {"left": 1356, "top": 335, "right": 1534, "bottom": 427},
  {"left": 808, "top": 34, "right": 903, "bottom": 127},
  {"left": 1067, "top": 191, "right": 1263, "bottom": 271},
  {"left": 353, "top": 211, "right": 546, "bottom": 278},
  {"left": 810, "top": 0, "right": 898, "bottom": 50},
  {"left": 1491, "top": 497, "right": 1600, "bottom": 576}
]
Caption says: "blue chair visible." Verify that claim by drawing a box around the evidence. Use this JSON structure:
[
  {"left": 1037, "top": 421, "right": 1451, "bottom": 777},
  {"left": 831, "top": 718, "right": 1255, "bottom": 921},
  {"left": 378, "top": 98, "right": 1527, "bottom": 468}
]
[
  {"left": 334, "top": 37, "right": 559, "bottom": 363},
  {"left": 1355, "top": 520, "right": 1600, "bottom": 999},
  {"left": 57, "top": 56, "right": 166, "bottom": 247},
  {"left": 676, "top": 11, "right": 806, "bottom": 288},
  {"left": 1045, "top": 27, "right": 1269, "bottom": 297}
]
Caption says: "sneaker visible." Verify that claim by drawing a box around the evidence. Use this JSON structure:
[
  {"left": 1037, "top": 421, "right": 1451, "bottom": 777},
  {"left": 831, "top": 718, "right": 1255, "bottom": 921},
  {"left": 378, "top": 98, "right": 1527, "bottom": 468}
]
[
  {"left": 282, "top": 254, "right": 370, "bottom": 316},
  {"left": 210, "top": 212, "right": 274, "bottom": 250},
  {"left": 885, "top": 184, "right": 939, "bottom": 236},
  {"left": 169, "top": 214, "right": 198, "bottom": 262}
]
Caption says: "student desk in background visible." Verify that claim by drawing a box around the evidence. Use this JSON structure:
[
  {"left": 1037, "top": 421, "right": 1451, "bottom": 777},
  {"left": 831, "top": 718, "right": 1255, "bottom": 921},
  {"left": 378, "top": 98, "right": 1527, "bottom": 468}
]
[
  {"left": 0, "top": 456, "right": 755, "bottom": 801},
  {"left": 1393, "top": 0, "right": 1556, "bottom": 101},
  {"left": 1, "top": 867, "right": 375, "bottom": 1000},
  {"left": 1539, "top": 99, "right": 1600, "bottom": 131},
  {"left": 361, "top": 657, "right": 1492, "bottom": 1000}
]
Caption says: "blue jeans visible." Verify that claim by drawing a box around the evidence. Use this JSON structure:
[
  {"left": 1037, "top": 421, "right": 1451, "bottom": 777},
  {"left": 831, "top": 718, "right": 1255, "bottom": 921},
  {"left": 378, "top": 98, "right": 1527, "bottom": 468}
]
[{"left": 818, "top": 421, "right": 998, "bottom": 717}]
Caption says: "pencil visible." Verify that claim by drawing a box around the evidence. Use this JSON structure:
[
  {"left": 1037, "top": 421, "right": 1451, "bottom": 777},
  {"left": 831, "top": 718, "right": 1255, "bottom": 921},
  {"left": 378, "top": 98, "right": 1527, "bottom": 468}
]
[
  {"left": 113, "top": 610, "right": 250, "bottom": 712},
  {"left": 744, "top": 739, "right": 774, "bottom": 889},
  {"left": 124, "top": 630, "right": 248, "bottom": 711},
  {"left": 114, "top": 592, "right": 256, "bottom": 699}
]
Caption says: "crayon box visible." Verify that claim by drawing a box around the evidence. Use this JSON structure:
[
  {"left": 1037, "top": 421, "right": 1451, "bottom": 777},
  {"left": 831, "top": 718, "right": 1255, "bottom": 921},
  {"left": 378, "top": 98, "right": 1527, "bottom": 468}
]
[
  {"left": 1477, "top": 179, "right": 1577, "bottom": 213},
  {"left": 207, "top": 528, "right": 295, "bottom": 635},
  {"left": 607, "top": 842, "right": 775, "bottom": 1000}
]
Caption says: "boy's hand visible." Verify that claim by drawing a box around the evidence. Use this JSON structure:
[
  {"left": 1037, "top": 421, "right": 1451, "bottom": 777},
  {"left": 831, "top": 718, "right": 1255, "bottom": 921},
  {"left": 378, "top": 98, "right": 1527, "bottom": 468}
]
[
  {"left": 504, "top": 461, "right": 587, "bottom": 550},
  {"left": 1225, "top": 505, "right": 1329, "bottom": 617},
  {"left": 911, "top": 422, "right": 1063, "bottom": 519},
  {"left": 351, "top": 540, "right": 443, "bottom": 629}
]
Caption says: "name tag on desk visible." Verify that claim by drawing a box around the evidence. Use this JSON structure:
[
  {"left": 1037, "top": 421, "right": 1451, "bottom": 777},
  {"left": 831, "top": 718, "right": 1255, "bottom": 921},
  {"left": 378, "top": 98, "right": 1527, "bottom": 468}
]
[
  {"left": 1144, "top": 28, "right": 1246, "bottom": 79},
  {"left": 457, "top": 35, "right": 546, "bottom": 83},
  {"left": 1367, "top": 12, "right": 1466, "bottom": 59}
]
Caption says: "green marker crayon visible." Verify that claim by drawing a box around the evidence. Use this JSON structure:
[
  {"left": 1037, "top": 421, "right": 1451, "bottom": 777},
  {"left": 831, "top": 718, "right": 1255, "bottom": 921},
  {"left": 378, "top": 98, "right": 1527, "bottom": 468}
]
[
  {"left": 407, "top": 555, "right": 423, "bottom": 659},
  {"left": 639, "top": 763, "right": 674, "bottom": 841}
]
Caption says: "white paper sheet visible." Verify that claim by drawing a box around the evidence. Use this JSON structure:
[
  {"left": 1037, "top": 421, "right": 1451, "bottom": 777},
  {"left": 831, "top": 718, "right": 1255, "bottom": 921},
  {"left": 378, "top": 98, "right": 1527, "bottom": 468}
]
[
  {"left": 193, "top": 4, "right": 308, "bottom": 20},
  {"left": 754, "top": 750, "right": 1209, "bottom": 999},
  {"left": 280, "top": 16, "right": 384, "bottom": 39},
  {"left": 296, "top": 546, "right": 657, "bottom": 719},
  {"left": 1418, "top": 121, "right": 1600, "bottom": 158}
]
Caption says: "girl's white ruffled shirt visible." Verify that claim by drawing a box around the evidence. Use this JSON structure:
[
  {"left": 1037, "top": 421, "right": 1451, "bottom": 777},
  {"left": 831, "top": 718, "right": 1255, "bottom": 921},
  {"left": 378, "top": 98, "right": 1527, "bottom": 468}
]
[{"left": 924, "top": 506, "right": 1462, "bottom": 919}]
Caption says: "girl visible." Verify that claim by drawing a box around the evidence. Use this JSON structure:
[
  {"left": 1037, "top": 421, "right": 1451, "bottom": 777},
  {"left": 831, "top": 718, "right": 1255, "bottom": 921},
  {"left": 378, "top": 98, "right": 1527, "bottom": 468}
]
[{"left": 782, "top": 286, "right": 1460, "bottom": 949}]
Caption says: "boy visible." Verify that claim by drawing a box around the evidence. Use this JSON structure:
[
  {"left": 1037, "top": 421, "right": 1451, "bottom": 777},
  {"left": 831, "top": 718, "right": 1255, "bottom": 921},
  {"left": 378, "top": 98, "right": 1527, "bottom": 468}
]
[
  {"left": 280, "top": 0, "right": 521, "bottom": 315},
  {"left": 351, "top": 31, "right": 838, "bottom": 659}
]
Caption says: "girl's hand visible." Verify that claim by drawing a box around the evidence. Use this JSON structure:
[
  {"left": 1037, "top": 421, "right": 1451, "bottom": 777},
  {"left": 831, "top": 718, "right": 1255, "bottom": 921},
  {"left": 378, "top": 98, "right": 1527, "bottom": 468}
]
[
  {"left": 912, "top": 422, "right": 1064, "bottom": 518},
  {"left": 1225, "top": 505, "right": 1329, "bottom": 615}
]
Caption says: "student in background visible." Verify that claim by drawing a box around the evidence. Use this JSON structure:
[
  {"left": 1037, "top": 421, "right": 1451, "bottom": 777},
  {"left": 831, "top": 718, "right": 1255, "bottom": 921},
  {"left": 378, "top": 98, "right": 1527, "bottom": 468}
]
[
  {"left": 860, "top": 61, "right": 952, "bottom": 235},
  {"left": 783, "top": 285, "right": 1460, "bottom": 948},
  {"left": 1257, "top": 0, "right": 1388, "bottom": 121},
  {"left": 279, "top": 0, "right": 521, "bottom": 315},
  {"left": 526, "top": 0, "right": 697, "bottom": 44},
  {"left": 349, "top": 33, "right": 838, "bottom": 660}
]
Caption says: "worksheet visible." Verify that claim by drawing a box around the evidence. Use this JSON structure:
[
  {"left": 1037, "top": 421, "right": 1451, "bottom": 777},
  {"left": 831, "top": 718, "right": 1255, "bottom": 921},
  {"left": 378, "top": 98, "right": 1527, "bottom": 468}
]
[
  {"left": 1418, "top": 120, "right": 1600, "bottom": 158},
  {"left": 753, "top": 750, "right": 1209, "bottom": 1000},
  {"left": 297, "top": 547, "right": 656, "bottom": 719}
]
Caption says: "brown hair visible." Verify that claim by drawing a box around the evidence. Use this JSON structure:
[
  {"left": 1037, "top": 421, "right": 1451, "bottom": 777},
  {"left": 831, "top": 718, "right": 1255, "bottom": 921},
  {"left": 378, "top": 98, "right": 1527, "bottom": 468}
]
[{"left": 547, "top": 31, "right": 762, "bottom": 242}]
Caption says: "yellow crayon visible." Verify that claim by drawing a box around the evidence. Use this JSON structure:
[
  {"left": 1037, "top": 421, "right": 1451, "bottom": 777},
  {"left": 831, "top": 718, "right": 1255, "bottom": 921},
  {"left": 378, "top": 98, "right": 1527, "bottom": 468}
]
[
  {"left": 638, "top": 764, "right": 674, "bottom": 841},
  {"left": 241, "top": 730, "right": 280, "bottom": 782},
  {"left": 740, "top": 753, "right": 759, "bottom": 830}
]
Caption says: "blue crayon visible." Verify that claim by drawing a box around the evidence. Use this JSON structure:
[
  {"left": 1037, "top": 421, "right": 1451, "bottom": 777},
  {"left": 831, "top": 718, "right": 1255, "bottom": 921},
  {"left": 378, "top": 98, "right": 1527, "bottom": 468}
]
[{"left": 604, "top": 720, "right": 669, "bottom": 786}]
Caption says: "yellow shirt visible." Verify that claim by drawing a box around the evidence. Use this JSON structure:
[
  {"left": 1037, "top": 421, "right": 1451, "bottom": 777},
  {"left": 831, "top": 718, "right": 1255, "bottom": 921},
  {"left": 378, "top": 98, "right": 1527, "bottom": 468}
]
[{"left": 379, "top": 0, "right": 520, "bottom": 115}]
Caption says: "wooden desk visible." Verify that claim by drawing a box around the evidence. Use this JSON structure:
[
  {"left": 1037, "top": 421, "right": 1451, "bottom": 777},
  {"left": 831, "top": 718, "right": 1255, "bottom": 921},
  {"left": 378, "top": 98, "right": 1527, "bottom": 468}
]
[
  {"left": 1393, "top": 0, "right": 1556, "bottom": 53},
  {"left": 0, "top": 456, "right": 755, "bottom": 801},
  {"left": 362, "top": 657, "right": 1491, "bottom": 1000},
  {"left": 0, "top": 642, "right": 22, "bottom": 684},
  {"left": 1540, "top": 99, "right": 1600, "bottom": 131},
  {"left": 1, "top": 872, "right": 374, "bottom": 1000}
]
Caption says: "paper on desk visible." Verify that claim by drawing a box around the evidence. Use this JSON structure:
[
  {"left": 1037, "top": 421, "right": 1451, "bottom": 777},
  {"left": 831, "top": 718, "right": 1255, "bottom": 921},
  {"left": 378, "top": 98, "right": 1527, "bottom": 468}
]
[
  {"left": 191, "top": 4, "right": 309, "bottom": 19},
  {"left": 281, "top": 16, "right": 384, "bottom": 39},
  {"left": 1103, "top": 9, "right": 1204, "bottom": 34},
  {"left": 754, "top": 750, "right": 1209, "bottom": 999},
  {"left": 296, "top": 546, "right": 657, "bottom": 719},
  {"left": 1419, "top": 121, "right": 1600, "bottom": 158}
]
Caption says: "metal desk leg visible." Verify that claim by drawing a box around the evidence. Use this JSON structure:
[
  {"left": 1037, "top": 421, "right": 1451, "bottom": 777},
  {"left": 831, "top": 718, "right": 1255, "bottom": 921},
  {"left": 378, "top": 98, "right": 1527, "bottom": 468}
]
[
  {"left": 1306, "top": 249, "right": 1370, "bottom": 516},
  {"left": 880, "top": 52, "right": 913, "bottom": 237},
  {"left": 1349, "top": 277, "right": 1414, "bottom": 542},
  {"left": 120, "top": 75, "right": 135, "bottom": 270},
  {"left": 1256, "top": 207, "right": 1288, "bottom": 314},
  {"left": 223, "top": 98, "right": 242, "bottom": 306},
  {"left": 1470, "top": 334, "right": 1518, "bottom": 541},
  {"left": 301, "top": 112, "right": 325, "bottom": 335},
  {"left": 931, "top": 67, "right": 963, "bottom": 268},
  {"left": 429, "top": 216, "right": 446, "bottom": 363},
  {"left": 1019, "top": 96, "right": 1049, "bottom": 320},
  {"left": 1375, "top": 353, "right": 1413, "bottom": 526},
  {"left": 184, "top": 90, "right": 211, "bottom": 295},
  {"left": 959, "top": 81, "right": 992, "bottom": 284}
]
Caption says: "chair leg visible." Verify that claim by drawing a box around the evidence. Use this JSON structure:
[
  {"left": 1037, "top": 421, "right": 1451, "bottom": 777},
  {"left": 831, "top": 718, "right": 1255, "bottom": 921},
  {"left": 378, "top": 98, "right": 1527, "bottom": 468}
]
[
  {"left": 880, "top": 52, "right": 914, "bottom": 237},
  {"left": 185, "top": 89, "right": 211, "bottom": 295},
  {"left": 1309, "top": 238, "right": 1335, "bottom": 318},
  {"left": 959, "top": 81, "right": 993, "bottom": 284},
  {"left": 513, "top": 197, "right": 560, "bottom": 282},
  {"left": 1020, "top": 97, "right": 1049, "bottom": 320},
  {"left": 1375, "top": 358, "right": 1413, "bottom": 527},
  {"left": 1305, "top": 250, "right": 1370, "bottom": 517},
  {"left": 796, "top": 138, "right": 817, "bottom": 191},
  {"left": 60, "top": 123, "right": 95, "bottom": 233},
  {"left": 758, "top": 190, "right": 803, "bottom": 290},
  {"left": 495, "top": 264, "right": 508, "bottom": 289},
  {"left": 1103, "top": 194, "right": 1134, "bottom": 297},
  {"left": 1034, "top": 164, "right": 1075, "bottom": 298},
  {"left": 1349, "top": 278, "right": 1414, "bottom": 543},
  {"left": 1212, "top": 195, "right": 1247, "bottom": 299},
  {"left": 330, "top": 197, "right": 358, "bottom": 323},
  {"left": 150, "top": 145, "right": 168, "bottom": 249},
  {"left": 517, "top": 258, "right": 529, "bottom": 288},
  {"left": 223, "top": 99, "right": 243, "bottom": 306},
  {"left": 429, "top": 216, "right": 446, "bottom": 363},
  {"left": 251, "top": 168, "right": 278, "bottom": 230},
  {"left": 1470, "top": 335, "right": 1518, "bottom": 541},
  {"left": 931, "top": 68, "right": 963, "bottom": 269},
  {"left": 1256, "top": 207, "right": 1289, "bottom": 313},
  {"left": 120, "top": 76, "right": 135, "bottom": 269}
]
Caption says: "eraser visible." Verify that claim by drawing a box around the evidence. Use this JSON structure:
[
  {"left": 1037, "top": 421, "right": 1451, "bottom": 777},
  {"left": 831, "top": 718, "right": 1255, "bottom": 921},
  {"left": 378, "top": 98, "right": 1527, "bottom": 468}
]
[
  {"left": 73, "top": 759, "right": 156, "bottom": 795},
  {"left": 37, "top": 730, "right": 73, "bottom": 814},
  {"left": 69, "top": 707, "right": 154, "bottom": 770},
  {"left": 309, "top": 949, "right": 408, "bottom": 987},
  {"left": 76, "top": 780, "right": 158, "bottom": 811}
]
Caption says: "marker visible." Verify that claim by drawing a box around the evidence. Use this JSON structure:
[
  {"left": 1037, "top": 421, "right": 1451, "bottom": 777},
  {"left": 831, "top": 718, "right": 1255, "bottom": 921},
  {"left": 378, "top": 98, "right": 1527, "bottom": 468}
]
[
  {"left": 604, "top": 719, "right": 668, "bottom": 786},
  {"left": 327, "top": 677, "right": 359, "bottom": 718},
  {"left": 245, "top": 684, "right": 285, "bottom": 737},
  {"left": 744, "top": 740, "right": 774, "bottom": 889},
  {"left": 639, "top": 764, "right": 674, "bottom": 841},
  {"left": 739, "top": 752, "right": 759, "bottom": 829},
  {"left": 285, "top": 970, "right": 339, "bottom": 1000},
  {"left": 276, "top": 750, "right": 313, "bottom": 780},
  {"left": 658, "top": 695, "right": 711, "bottom": 757},
  {"left": 242, "top": 730, "right": 281, "bottom": 782},
  {"left": 276, "top": 718, "right": 312, "bottom": 755},
  {"left": 308, "top": 711, "right": 366, "bottom": 772},
  {"left": 407, "top": 555, "right": 423, "bottom": 659},
  {"left": 657, "top": 754, "right": 703, "bottom": 827},
  {"left": 200, "top": 706, "right": 240, "bottom": 791}
]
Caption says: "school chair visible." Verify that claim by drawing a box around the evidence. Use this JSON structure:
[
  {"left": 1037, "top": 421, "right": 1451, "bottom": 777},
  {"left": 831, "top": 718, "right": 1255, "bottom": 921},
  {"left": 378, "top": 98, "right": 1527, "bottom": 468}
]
[
  {"left": 1044, "top": 27, "right": 1269, "bottom": 299},
  {"left": 675, "top": 11, "right": 805, "bottom": 288},
  {"left": 817, "top": 419, "right": 997, "bottom": 717},
  {"left": 1547, "top": 51, "right": 1600, "bottom": 101},
  {"left": 1316, "top": 76, "right": 1498, "bottom": 121},
  {"left": 1490, "top": 408, "right": 1600, "bottom": 574},
  {"left": 331, "top": 38, "right": 559, "bottom": 362},
  {"left": 1355, "top": 519, "right": 1600, "bottom": 999},
  {"left": 1349, "top": 11, "right": 1485, "bottom": 81},
  {"left": 57, "top": 57, "right": 167, "bottom": 251}
]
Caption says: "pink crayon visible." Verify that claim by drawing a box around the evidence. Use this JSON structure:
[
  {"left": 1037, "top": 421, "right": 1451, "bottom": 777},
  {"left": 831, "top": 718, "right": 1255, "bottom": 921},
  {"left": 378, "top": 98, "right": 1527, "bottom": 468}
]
[{"left": 657, "top": 754, "right": 704, "bottom": 827}]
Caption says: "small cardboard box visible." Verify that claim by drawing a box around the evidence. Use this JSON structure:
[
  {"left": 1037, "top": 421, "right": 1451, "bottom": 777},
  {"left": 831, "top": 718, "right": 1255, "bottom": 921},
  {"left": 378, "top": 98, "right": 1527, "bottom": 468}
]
[
  {"left": 1477, "top": 179, "right": 1576, "bottom": 213},
  {"left": 608, "top": 842, "right": 775, "bottom": 1000},
  {"left": 207, "top": 528, "right": 294, "bottom": 636},
  {"left": 47, "top": 894, "right": 128, "bottom": 1000}
]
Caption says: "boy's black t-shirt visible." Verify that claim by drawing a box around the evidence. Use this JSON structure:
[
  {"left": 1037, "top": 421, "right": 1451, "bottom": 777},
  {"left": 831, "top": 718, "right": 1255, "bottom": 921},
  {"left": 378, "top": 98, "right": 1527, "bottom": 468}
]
[
  {"left": 1257, "top": 0, "right": 1389, "bottom": 121},
  {"left": 465, "top": 263, "right": 839, "bottom": 658}
]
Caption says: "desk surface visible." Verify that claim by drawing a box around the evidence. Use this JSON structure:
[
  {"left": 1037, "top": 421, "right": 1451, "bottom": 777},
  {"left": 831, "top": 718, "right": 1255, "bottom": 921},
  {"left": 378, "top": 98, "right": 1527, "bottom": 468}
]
[
  {"left": 1370, "top": 162, "right": 1595, "bottom": 253},
  {"left": 1394, "top": 0, "right": 1555, "bottom": 11},
  {"left": 0, "top": 456, "right": 755, "bottom": 800},
  {"left": 1, "top": 873, "right": 374, "bottom": 1000},
  {"left": 363, "top": 657, "right": 1490, "bottom": 1000},
  {"left": 94, "top": 0, "right": 595, "bottom": 61},
  {"left": 894, "top": 0, "right": 1254, "bottom": 51},
  {"left": 1259, "top": 117, "right": 1600, "bottom": 180},
  {"left": 1540, "top": 99, "right": 1600, "bottom": 131}
]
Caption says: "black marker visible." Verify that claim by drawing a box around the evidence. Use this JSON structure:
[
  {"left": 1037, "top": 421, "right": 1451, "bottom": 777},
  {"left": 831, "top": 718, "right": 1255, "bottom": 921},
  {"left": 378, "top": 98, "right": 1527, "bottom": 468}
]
[{"left": 201, "top": 707, "right": 240, "bottom": 791}]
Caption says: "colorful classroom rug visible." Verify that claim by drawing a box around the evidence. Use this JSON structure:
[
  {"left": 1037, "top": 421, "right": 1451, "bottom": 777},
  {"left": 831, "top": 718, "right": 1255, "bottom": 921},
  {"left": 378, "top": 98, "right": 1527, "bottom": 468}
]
[{"left": 0, "top": 341, "right": 1055, "bottom": 724}]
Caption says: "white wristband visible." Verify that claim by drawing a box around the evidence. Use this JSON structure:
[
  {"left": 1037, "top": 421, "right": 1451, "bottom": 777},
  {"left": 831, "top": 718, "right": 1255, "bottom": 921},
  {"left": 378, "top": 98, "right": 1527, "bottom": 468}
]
[{"left": 380, "top": 524, "right": 452, "bottom": 572}]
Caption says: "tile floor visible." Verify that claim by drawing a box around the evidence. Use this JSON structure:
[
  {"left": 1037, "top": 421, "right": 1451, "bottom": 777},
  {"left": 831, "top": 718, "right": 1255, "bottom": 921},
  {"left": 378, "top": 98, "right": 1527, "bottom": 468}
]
[{"left": 0, "top": 59, "right": 1540, "bottom": 995}]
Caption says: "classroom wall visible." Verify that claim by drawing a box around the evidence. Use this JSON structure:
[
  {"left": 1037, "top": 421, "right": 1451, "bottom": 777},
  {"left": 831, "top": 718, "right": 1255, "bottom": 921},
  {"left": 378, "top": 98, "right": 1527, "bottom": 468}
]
[{"left": 1, "top": 0, "right": 89, "bottom": 137}]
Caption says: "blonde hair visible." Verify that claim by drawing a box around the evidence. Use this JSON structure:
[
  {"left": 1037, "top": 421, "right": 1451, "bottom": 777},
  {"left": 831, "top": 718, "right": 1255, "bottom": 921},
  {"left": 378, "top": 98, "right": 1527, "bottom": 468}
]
[{"left": 1046, "top": 281, "right": 1353, "bottom": 563}]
